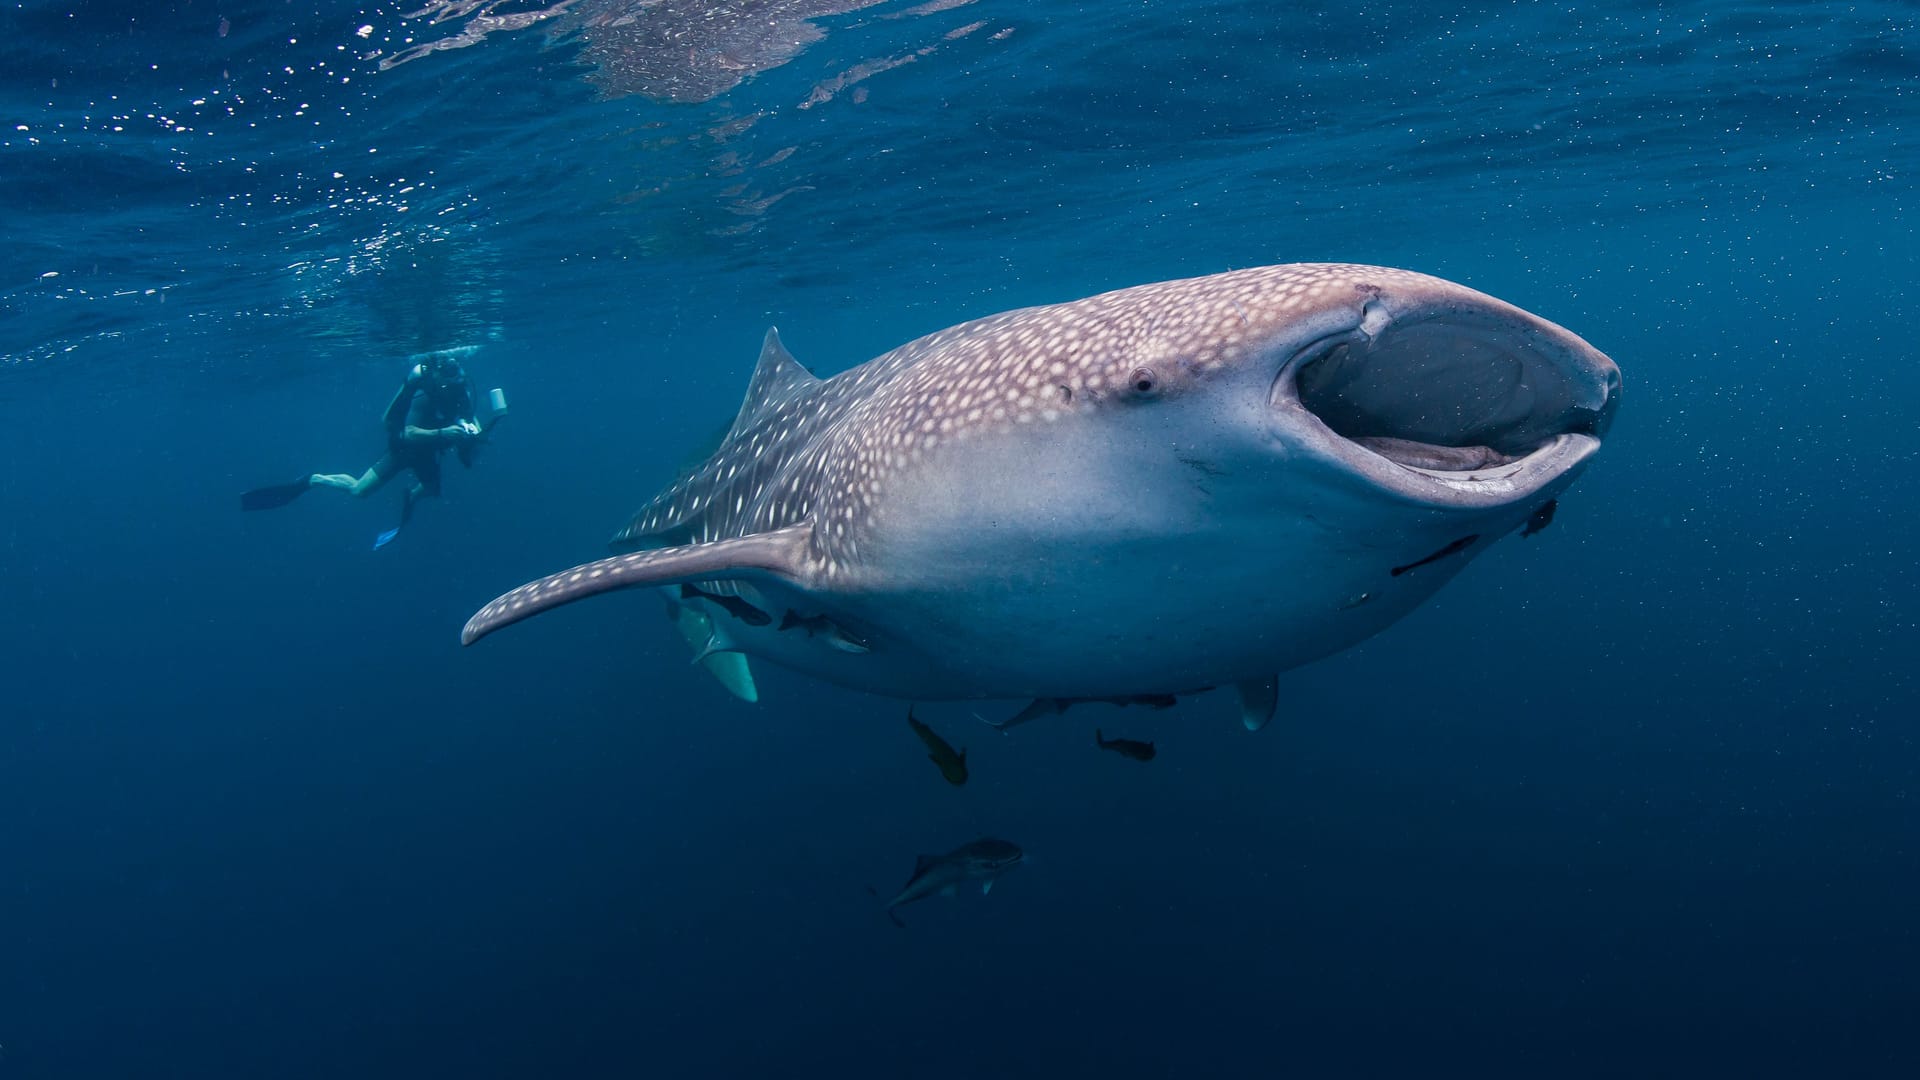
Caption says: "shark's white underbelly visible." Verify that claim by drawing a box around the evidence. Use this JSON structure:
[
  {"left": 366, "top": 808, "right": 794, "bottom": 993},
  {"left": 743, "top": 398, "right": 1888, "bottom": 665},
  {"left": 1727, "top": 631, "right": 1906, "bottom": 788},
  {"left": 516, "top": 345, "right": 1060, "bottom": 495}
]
[{"left": 687, "top": 492, "right": 1537, "bottom": 701}]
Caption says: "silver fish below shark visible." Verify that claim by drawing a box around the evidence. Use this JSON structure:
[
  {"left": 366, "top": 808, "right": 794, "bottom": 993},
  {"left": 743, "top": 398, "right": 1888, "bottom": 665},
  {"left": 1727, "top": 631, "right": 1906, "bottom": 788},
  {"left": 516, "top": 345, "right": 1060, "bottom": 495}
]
[{"left": 873, "top": 838, "right": 1025, "bottom": 927}]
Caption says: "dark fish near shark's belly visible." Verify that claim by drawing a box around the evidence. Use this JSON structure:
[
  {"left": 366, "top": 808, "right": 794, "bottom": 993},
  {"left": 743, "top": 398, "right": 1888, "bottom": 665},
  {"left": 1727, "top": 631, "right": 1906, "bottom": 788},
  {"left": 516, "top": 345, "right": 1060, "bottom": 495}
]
[
  {"left": 1521, "top": 498, "right": 1559, "bottom": 538},
  {"left": 906, "top": 707, "right": 967, "bottom": 786},
  {"left": 678, "top": 583, "right": 771, "bottom": 626},
  {"left": 1095, "top": 729, "right": 1156, "bottom": 762}
]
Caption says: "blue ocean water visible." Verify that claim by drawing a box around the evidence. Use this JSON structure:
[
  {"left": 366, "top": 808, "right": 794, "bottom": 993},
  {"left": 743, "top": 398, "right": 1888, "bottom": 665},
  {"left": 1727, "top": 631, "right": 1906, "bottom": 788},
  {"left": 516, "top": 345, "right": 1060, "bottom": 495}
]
[{"left": 2, "top": 0, "right": 1916, "bottom": 1075}]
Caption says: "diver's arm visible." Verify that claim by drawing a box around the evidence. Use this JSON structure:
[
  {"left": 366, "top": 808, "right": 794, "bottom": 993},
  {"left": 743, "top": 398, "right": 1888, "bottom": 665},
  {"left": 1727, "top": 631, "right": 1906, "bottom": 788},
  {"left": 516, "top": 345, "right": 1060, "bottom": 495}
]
[
  {"left": 380, "top": 368, "right": 422, "bottom": 432},
  {"left": 399, "top": 422, "right": 474, "bottom": 446}
]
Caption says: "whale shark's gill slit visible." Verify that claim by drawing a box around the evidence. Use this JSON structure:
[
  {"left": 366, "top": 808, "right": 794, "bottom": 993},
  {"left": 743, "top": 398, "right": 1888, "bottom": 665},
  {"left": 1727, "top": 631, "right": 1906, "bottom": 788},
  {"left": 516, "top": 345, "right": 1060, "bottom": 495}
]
[{"left": 1293, "top": 314, "right": 1595, "bottom": 472}]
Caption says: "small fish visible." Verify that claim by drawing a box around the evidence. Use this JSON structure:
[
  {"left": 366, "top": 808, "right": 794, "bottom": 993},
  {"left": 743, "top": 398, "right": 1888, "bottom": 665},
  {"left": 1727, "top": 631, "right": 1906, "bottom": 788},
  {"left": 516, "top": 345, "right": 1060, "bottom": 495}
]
[
  {"left": 1095, "top": 728, "right": 1156, "bottom": 762},
  {"left": 678, "top": 582, "right": 771, "bottom": 626},
  {"left": 1521, "top": 498, "right": 1558, "bottom": 538},
  {"left": 777, "top": 609, "right": 871, "bottom": 653},
  {"left": 1389, "top": 534, "right": 1480, "bottom": 577},
  {"left": 907, "top": 706, "right": 968, "bottom": 786},
  {"left": 991, "top": 692, "right": 1180, "bottom": 730},
  {"left": 869, "top": 837, "right": 1024, "bottom": 927}
]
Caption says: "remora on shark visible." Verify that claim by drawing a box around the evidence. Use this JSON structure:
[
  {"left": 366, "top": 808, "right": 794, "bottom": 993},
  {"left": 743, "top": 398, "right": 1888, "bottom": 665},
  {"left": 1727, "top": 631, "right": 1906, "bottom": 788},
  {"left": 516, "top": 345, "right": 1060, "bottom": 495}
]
[{"left": 463, "top": 264, "right": 1621, "bottom": 729}]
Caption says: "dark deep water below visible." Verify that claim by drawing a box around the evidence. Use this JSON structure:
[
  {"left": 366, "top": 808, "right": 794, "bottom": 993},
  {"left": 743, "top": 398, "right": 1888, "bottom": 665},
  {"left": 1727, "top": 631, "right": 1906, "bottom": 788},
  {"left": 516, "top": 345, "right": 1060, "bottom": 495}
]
[{"left": 2, "top": 1, "right": 1916, "bottom": 1076}]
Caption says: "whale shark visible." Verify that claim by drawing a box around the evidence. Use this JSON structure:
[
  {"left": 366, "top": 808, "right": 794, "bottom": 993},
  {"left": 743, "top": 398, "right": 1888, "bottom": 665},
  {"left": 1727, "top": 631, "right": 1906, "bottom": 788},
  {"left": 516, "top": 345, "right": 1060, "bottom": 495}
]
[{"left": 463, "top": 264, "right": 1621, "bottom": 727}]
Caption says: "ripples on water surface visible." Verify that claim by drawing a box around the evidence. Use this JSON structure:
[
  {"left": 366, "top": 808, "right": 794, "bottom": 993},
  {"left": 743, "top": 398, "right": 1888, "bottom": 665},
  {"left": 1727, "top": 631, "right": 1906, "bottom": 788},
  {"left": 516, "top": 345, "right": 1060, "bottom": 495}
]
[{"left": 4, "top": 1, "right": 1911, "bottom": 370}]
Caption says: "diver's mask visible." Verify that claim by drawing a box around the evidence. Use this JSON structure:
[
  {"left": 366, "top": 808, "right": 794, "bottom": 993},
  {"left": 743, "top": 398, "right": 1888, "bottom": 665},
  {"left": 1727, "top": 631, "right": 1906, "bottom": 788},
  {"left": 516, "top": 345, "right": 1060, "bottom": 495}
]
[{"left": 422, "top": 355, "right": 464, "bottom": 394}]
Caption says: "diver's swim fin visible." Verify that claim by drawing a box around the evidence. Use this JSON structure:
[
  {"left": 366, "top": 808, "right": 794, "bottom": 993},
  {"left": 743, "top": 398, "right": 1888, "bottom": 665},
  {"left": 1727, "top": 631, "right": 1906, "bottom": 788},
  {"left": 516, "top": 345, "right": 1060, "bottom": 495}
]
[
  {"left": 375, "top": 485, "right": 422, "bottom": 549},
  {"left": 240, "top": 476, "right": 312, "bottom": 511}
]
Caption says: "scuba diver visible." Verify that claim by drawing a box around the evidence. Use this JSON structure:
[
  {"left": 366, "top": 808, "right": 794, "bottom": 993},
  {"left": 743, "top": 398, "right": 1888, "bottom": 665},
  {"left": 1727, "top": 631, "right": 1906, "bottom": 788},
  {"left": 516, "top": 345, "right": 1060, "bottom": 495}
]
[{"left": 241, "top": 348, "right": 506, "bottom": 549}]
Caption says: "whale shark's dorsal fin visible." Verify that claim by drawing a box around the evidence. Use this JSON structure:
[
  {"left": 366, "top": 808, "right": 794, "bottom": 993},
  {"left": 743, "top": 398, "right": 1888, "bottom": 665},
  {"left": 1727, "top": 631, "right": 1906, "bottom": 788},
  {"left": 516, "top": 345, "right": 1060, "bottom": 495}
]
[
  {"left": 729, "top": 327, "right": 821, "bottom": 438},
  {"left": 463, "top": 524, "right": 815, "bottom": 645},
  {"left": 609, "top": 329, "right": 825, "bottom": 555}
]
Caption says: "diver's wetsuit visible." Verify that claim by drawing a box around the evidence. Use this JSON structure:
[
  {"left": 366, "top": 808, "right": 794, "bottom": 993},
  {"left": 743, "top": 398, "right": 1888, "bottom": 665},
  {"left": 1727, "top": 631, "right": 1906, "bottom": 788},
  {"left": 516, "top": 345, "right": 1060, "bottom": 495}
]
[{"left": 373, "top": 366, "right": 476, "bottom": 497}]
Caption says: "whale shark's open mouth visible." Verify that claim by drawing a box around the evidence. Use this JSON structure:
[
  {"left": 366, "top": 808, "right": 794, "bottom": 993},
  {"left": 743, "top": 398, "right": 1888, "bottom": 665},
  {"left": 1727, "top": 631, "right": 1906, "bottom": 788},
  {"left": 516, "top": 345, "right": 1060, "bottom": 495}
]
[{"left": 1276, "top": 308, "right": 1619, "bottom": 506}]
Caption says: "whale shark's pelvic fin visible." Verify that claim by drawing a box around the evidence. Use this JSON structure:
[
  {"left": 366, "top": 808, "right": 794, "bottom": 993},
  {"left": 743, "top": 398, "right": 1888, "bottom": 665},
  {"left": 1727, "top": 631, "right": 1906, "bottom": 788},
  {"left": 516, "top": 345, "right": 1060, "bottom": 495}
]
[
  {"left": 666, "top": 592, "right": 761, "bottom": 702},
  {"left": 696, "top": 647, "right": 758, "bottom": 704},
  {"left": 1237, "top": 677, "right": 1279, "bottom": 732},
  {"left": 687, "top": 632, "right": 735, "bottom": 666}
]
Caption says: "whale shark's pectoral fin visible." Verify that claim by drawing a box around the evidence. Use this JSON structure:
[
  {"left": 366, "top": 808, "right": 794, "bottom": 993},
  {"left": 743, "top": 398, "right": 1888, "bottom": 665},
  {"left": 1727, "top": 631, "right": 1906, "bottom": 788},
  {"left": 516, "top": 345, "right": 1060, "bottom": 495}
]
[
  {"left": 982, "top": 879, "right": 994, "bottom": 896},
  {"left": 1237, "top": 677, "right": 1279, "bottom": 732},
  {"left": 463, "top": 524, "right": 814, "bottom": 645}
]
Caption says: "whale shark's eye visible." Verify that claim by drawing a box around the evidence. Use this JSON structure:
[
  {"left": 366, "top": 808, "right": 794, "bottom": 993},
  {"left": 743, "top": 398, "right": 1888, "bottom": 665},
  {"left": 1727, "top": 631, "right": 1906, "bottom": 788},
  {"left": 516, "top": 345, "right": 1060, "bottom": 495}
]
[{"left": 1129, "top": 368, "right": 1158, "bottom": 396}]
